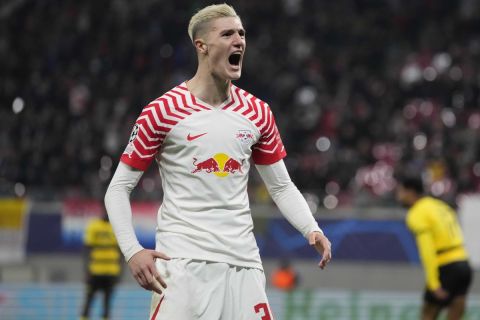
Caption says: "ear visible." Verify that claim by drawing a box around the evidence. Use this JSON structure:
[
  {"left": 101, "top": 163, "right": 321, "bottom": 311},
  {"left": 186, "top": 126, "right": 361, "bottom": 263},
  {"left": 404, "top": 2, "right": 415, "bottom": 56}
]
[{"left": 194, "top": 39, "right": 208, "bottom": 55}]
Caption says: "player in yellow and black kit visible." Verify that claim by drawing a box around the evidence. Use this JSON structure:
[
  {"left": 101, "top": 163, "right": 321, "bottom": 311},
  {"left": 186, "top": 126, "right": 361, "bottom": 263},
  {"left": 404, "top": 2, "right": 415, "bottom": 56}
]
[
  {"left": 80, "top": 211, "right": 121, "bottom": 320},
  {"left": 396, "top": 177, "right": 472, "bottom": 320}
]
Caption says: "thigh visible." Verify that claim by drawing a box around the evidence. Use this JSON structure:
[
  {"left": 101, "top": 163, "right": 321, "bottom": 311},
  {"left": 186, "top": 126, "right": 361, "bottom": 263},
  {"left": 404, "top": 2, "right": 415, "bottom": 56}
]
[
  {"left": 421, "top": 301, "right": 442, "bottom": 320},
  {"left": 88, "top": 276, "right": 103, "bottom": 292},
  {"left": 150, "top": 259, "right": 230, "bottom": 320},
  {"left": 149, "top": 259, "right": 193, "bottom": 320},
  {"left": 447, "top": 295, "right": 467, "bottom": 320},
  {"left": 224, "top": 267, "right": 273, "bottom": 320}
]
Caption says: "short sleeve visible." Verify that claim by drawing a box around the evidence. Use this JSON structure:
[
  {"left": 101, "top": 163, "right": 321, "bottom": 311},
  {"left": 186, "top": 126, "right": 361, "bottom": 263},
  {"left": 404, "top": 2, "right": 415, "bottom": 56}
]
[
  {"left": 252, "top": 104, "right": 287, "bottom": 165},
  {"left": 120, "top": 103, "right": 168, "bottom": 171}
]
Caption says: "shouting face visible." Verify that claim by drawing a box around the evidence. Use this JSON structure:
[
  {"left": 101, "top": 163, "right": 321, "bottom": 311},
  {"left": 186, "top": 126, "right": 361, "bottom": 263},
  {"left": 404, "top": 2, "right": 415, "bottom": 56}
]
[{"left": 197, "top": 16, "right": 246, "bottom": 80}]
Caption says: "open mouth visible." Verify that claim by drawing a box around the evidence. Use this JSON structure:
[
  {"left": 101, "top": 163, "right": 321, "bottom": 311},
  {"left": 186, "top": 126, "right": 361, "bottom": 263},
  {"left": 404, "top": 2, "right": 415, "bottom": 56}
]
[{"left": 228, "top": 53, "right": 242, "bottom": 66}]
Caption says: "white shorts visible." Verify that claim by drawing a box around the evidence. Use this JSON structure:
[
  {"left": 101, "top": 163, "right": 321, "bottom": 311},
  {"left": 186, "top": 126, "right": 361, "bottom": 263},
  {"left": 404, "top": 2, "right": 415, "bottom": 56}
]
[{"left": 149, "top": 258, "right": 274, "bottom": 320}]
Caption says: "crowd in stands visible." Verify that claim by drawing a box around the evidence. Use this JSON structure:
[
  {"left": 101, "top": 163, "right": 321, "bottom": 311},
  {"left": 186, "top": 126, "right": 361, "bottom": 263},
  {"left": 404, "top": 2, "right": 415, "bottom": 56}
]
[{"left": 2, "top": 0, "right": 480, "bottom": 208}]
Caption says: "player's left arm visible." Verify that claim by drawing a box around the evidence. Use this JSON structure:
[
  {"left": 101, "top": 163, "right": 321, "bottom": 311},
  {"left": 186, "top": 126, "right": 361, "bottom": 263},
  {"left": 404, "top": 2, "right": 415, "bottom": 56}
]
[{"left": 256, "top": 160, "right": 332, "bottom": 269}]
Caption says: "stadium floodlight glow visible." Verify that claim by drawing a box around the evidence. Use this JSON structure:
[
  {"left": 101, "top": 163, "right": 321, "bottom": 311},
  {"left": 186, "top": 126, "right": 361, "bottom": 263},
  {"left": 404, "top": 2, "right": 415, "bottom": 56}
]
[
  {"left": 101, "top": 155, "right": 113, "bottom": 170},
  {"left": 432, "top": 52, "right": 452, "bottom": 73},
  {"left": 325, "top": 181, "right": 340, "bottom": 195},
  {"left": 423, "top": 66, "right": 437, "bottom": 82},
  {"left": 14, "top": 183, "right": 26, "bottom": 197},
  {"left": 413, "top": 133, "right": 427, "bottom": 151},
  {"left": 401, "top": 63, "right": 422, "bottom": 84},
  {"left": 303, "top": 192, "right": 319, "bottom": 214},
  {"left": 12, "top": 97, "right": 24, "bottom": 114},
  {"left": 296, "top": 86, "right": 317, "bottom": 105},
  {"left": 473, "top": 163, "right": 480, "bottom": 177},
  {"left": 315, "top": 137, "right": 331, "bottom": 152},
  {"left": 441, "top": 109, "right": 456, "bottom": 127},
  {"left": 403, "top": 103, "right": 417, "bottom": 119},
  {"left": 468, "top": 114, "right": 480, "bottom": 129},
  {"left": 419, "top": 101, "right": 433, "bottom": 116},
  {"left": 431, "top": 181, "right": 446, "bottom": 197},
  {"left": 98, "top": 168, "right": 111, "bottom": 182},
  {"left": 323, "top": 195, "right": 338, "bottom": 210},
  {"left": 449, "top": 66, "right": 463, "bottom": 81},
  {"left": 452, "top": 93, "right": 465, "bottom": 109}
]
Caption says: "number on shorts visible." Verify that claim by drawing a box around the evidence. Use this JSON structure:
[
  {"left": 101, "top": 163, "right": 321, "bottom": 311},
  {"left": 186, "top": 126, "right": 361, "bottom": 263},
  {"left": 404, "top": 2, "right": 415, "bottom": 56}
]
[{"left": 254, "top": 302, "right": 272, "bottom": 320}]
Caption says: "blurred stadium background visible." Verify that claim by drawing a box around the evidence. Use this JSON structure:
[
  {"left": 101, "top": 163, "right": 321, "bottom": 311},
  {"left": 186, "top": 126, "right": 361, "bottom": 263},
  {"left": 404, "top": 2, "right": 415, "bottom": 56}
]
[{"left": 2, "top": 0, "right": 480, "bottom": 319}]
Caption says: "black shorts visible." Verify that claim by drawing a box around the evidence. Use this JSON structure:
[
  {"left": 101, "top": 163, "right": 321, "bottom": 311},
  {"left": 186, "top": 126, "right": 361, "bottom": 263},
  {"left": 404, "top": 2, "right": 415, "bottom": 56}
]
[
  {"left": 88, "top": 275, "right": 118, "bottom": 291},
  {"left": 424, "top": 260, "right": 473, "bottom": 306}
]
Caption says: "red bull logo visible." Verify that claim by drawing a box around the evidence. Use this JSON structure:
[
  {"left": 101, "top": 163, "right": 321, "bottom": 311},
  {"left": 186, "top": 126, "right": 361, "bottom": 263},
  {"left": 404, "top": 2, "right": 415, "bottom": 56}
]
[
  {"left": 236, "top": 130, "right": 255, "bottom": 144},
  {"left": 192, "top": 153, "right": 244, "bottom": 177}
]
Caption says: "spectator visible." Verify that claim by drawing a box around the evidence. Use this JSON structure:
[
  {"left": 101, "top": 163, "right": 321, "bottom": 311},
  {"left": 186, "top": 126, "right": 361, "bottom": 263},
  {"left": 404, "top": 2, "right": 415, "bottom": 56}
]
[{"left": 2, "top": 0, "right": 480, "bottom": 207}]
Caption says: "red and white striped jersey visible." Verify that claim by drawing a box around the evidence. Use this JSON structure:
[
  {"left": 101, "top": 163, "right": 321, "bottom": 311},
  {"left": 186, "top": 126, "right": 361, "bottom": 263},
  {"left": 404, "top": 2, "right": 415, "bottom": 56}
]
[{"left": 120, "top": 82, "right": 286, "bottom": 269}]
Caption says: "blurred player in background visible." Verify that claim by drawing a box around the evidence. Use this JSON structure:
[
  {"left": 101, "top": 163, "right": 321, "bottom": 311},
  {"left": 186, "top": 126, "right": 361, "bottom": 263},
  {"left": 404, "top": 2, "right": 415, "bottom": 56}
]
[
  {"left": 396, "top": 177, "right": 472, "bottom": 320},
  {"left": 80, "top": 211, "right": 121, "bottom": 320},
  {"left": 271, "top": 258, "right": 299, "bottom": 291},
  {"left": 105, "top": 3, "right": 331, "bottom": 319}
]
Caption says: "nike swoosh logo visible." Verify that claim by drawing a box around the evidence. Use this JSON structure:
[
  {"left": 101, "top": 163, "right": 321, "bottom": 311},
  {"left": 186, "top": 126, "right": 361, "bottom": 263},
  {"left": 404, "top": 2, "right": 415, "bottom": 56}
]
[{"left": 187, "top": 132, "right": 207, "bottom": 141}]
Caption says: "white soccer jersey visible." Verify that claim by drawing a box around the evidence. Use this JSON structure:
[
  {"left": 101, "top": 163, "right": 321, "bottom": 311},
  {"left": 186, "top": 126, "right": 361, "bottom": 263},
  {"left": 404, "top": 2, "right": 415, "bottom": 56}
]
[{"left": 121, "top": 82, "right": 286, "bottom": 269}]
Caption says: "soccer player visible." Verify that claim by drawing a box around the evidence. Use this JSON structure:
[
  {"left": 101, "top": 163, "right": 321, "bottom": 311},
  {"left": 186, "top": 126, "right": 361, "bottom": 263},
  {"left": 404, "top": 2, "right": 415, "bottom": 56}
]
[
  {"left": 271, "top": 258, "right": 299, "bottom": 291},
  {"left": 81, "top": 212, "right": 121, "bottom": 320},
  {"left": 105, "top": 4, "right": 331, "bottom": 319},
  {"left": 396, "top": 177, "right": 472, "bottom": 320}
]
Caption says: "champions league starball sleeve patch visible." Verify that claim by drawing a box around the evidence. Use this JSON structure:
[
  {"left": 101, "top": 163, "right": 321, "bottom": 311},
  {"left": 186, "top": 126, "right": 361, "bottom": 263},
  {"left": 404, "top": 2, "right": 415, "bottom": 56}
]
[
  {"left": 129, "top": 124, "right": 140, "bottom": 143},
  {"left": 124, "top": 123, "right": 139, "bottom": 157}
]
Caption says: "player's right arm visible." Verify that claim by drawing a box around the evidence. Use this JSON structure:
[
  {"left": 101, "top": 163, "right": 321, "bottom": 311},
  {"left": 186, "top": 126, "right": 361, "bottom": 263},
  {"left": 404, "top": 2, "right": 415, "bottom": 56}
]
[
  {"left": 105, "top": 102, "right": 172, "bottom": 293},
  {"left": 105, "top": 163, "right": 170, "bottom": 294}
]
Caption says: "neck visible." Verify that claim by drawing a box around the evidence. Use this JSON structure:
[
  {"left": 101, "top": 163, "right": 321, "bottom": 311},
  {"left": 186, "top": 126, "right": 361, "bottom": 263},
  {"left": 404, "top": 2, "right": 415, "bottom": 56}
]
[
  {"left": 187, "top": 66, "right": 231, "bottom": 107},
  {"left": 409, "top": 195, "right": 422, "bottom": 207}
]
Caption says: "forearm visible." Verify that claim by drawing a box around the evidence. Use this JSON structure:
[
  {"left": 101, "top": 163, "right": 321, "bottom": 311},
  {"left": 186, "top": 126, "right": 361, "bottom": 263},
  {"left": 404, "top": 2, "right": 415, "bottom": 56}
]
[
  {"left": 269, "top": 181, "right": 322, "bottom": 237},
  {"left": 416, "top": 232, "right": 440, "bottom": 290},
  {"left": 104, "top": 162, "right": 144, "bottom": 261},
  {"left": 256, "top": 160, "right": 322, "bottom": 237}
]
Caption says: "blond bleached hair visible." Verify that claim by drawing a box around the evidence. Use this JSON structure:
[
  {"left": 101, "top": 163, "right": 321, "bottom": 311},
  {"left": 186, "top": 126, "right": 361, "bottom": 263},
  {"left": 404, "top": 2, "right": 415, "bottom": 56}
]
[{"left": 188, "top": 3, "right": 239, "bottom": 41}]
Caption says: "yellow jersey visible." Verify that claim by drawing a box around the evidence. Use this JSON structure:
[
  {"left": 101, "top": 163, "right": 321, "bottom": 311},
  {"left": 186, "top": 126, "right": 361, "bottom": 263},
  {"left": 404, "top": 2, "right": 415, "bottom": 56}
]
[
  {"left": 84, "top": 218, "right": 121, "bottom": 276},
  {"left": 406, "top": 196, "right": 468, "bottom": 290}
]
